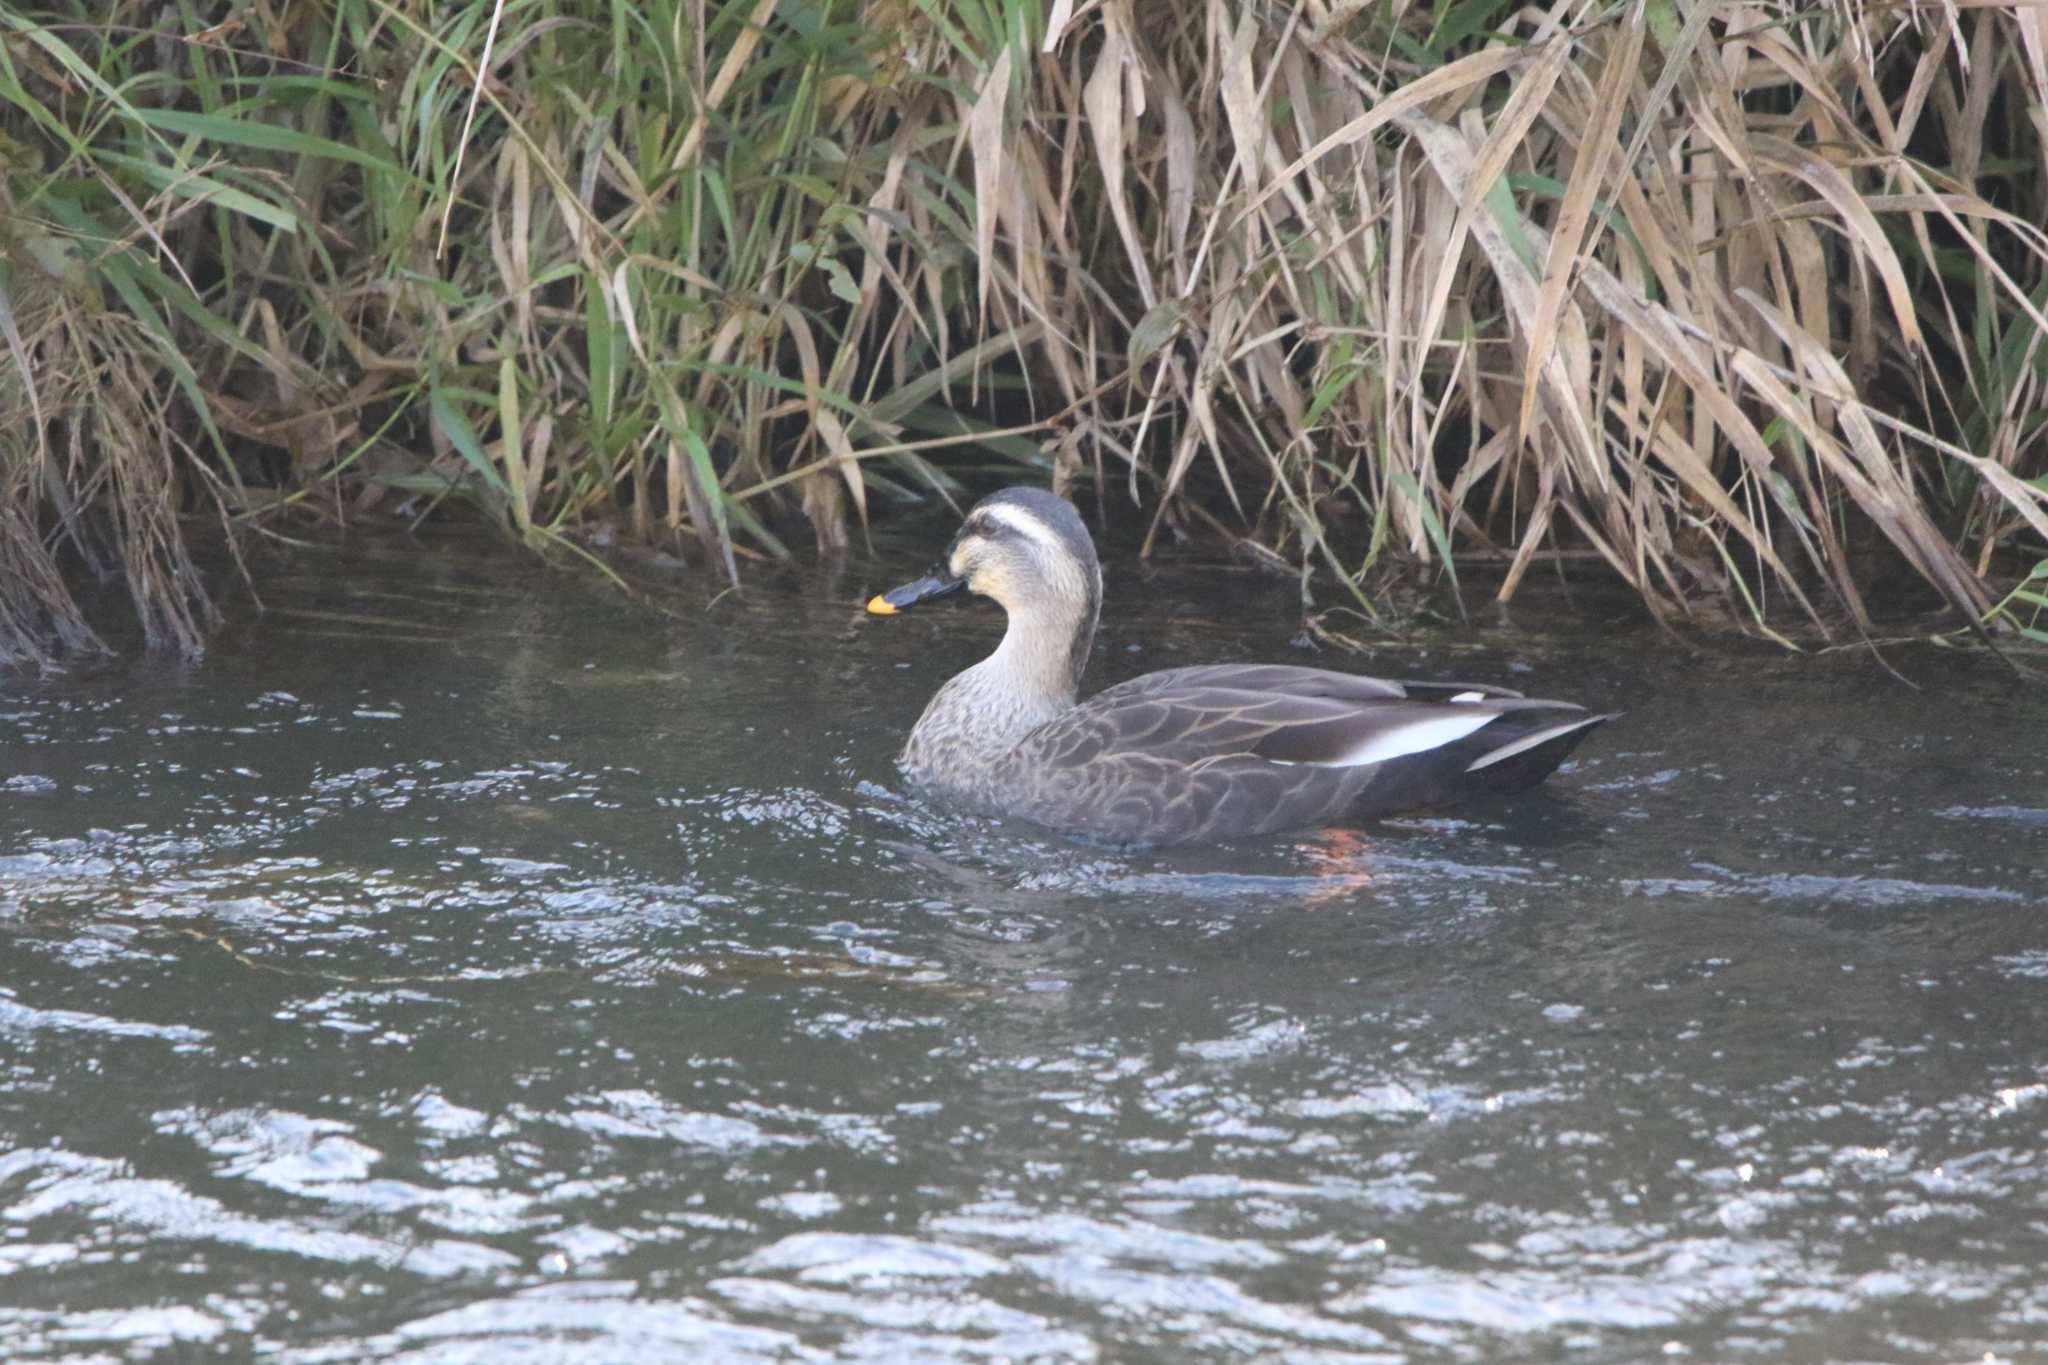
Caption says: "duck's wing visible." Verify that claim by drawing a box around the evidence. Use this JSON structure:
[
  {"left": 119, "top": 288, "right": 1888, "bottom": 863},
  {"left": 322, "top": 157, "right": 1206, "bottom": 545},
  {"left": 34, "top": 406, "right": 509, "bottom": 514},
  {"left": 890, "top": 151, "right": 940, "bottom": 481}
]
[
  {"left": 1054, "top": 685, "right": 1590, "bottom": 769},
  {"left": 1091, "top": 663, "right": 1526, "bottom": 706},
  {"left": 1014, "top": 683, "right": 1613, "bottom": 846}
]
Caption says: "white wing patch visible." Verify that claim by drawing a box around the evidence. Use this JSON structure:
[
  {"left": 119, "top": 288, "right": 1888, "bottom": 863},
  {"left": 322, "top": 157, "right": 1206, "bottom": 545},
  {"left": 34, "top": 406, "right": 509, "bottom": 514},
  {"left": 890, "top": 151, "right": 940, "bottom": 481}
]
[
  {"left": 1465, "top": 715, "right": 1602, "bottom": 771},
  {"left": 1268, "top": 711, "right": 1497, "bottom": 768}
]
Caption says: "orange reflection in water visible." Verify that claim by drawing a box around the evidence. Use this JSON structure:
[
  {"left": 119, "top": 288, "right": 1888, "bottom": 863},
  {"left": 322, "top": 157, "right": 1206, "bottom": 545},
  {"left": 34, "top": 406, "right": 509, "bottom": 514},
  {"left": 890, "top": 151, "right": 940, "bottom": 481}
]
[{"left": 1294, "top": 827, "right": 1376, "bottom": 906}]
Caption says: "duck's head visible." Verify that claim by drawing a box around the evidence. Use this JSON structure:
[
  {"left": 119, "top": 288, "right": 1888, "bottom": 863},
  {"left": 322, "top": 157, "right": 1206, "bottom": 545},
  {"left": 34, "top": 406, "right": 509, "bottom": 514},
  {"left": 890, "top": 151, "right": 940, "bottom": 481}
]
[
  {"left": 868, "top": 487, "right": 1103, "bottom": 687},
  {"left": 869, "top": 486, "right": 1100, "bottom": 616}
]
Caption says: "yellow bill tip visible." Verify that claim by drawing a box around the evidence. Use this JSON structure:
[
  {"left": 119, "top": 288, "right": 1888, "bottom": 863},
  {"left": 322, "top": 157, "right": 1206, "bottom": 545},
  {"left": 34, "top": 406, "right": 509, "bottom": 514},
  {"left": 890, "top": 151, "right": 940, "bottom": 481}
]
[{"left": 865, "top": 594, "right": 898, "bottom": 616}]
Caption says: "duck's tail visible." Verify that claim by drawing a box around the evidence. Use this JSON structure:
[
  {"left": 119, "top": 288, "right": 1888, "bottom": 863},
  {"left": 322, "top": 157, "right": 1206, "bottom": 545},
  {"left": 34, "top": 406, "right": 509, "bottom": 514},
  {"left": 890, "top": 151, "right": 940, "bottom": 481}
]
[{"left": 1456, "top": 707, "right": 1618, "bottom": 794}]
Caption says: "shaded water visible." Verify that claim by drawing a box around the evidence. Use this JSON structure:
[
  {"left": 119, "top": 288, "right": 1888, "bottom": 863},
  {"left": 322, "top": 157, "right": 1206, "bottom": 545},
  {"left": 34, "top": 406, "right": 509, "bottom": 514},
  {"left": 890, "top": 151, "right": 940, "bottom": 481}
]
[{"left": 3, "top": 532, "right": 2046, "bottom": 1362}]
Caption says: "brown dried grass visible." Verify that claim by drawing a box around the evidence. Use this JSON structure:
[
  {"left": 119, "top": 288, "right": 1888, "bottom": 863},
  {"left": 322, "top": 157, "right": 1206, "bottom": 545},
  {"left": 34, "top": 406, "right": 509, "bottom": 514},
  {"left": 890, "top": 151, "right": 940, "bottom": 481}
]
[
  {"left": 4, "top": 0, "right": 2047, "bottom": 662},
  {"left": 1026, "top": 0, "right": 2048, "bottom": 639}
]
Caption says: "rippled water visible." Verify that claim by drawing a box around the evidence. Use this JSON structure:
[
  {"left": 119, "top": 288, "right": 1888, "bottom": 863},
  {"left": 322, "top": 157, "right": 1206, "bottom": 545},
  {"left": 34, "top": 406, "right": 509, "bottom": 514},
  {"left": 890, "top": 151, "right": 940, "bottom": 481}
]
[{"left": 3, "top": 532, "right": 2046, "bottom": 1362}]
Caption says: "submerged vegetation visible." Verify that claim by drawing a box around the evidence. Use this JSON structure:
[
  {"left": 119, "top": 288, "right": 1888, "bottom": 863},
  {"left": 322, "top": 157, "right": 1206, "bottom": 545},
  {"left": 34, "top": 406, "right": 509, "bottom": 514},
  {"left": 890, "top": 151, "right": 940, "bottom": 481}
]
[{"left": 2, "top": 0, "right": 2046, "bottom": 665}]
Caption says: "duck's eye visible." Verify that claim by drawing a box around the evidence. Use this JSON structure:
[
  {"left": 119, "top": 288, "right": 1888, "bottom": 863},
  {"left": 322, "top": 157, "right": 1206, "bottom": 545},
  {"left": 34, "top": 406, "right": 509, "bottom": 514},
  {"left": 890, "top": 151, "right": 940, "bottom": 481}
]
[{"left": 968, "top": 516, "right": 1003, "bottom": 538}]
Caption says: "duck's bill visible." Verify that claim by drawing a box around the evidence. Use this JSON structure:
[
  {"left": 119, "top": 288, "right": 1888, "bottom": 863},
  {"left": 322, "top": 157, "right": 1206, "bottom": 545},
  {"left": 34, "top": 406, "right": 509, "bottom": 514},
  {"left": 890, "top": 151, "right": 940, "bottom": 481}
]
[{"left": 866, "top": 569, "right": 965, "bottom": 615}]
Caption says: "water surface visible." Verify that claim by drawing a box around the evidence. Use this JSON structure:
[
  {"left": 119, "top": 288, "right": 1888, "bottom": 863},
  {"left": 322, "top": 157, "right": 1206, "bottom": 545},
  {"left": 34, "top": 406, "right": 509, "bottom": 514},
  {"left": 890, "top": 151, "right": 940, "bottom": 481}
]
[{"left": 3, "top": 532, "right": 2045, "bottom": 1361}]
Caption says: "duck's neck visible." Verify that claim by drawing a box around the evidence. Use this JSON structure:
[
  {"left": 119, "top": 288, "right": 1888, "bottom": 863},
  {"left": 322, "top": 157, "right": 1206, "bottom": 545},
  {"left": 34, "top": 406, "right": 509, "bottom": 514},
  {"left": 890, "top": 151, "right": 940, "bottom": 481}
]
[
  {"left": 983, "top": 597, "right": 1093, "bottom": 707},
  {"left": 901, "top": 597, "right": 1096, "bottom": 784}
]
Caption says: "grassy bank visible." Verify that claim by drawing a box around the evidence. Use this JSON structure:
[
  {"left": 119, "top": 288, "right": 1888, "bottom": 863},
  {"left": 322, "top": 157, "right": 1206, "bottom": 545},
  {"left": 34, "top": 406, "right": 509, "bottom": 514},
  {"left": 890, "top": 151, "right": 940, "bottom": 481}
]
[{"left": 3, "top": 0, "right": 2046, "bottom": 666}]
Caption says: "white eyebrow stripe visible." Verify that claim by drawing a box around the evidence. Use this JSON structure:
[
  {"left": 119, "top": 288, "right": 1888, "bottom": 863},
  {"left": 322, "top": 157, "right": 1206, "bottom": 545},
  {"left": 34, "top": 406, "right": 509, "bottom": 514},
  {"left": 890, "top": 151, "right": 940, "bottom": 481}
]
[{"left": 978, "top": 503, "right": 1062, "bottom": 544}]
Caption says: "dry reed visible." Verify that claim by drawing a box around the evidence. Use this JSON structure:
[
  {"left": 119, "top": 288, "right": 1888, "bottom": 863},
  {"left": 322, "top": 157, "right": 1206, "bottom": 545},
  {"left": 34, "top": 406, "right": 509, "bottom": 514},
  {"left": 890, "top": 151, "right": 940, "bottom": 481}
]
[{"left": 2, "top": 0, "right": 2046, "bottom": 664}]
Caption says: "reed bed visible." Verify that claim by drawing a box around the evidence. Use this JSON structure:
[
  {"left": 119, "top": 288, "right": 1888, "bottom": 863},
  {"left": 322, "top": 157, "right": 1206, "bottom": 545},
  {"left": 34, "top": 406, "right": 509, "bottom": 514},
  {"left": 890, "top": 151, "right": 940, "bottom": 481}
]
[{"left": 3, "top": 0, "right": 2046, "bottom": 665}]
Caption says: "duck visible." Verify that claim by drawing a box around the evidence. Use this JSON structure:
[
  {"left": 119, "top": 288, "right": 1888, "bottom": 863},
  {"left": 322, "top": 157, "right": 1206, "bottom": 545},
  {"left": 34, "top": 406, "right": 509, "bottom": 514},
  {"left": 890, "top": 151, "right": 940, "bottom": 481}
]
[{"left": 866, "top": 487, "right": 1614, "bottom": 847}]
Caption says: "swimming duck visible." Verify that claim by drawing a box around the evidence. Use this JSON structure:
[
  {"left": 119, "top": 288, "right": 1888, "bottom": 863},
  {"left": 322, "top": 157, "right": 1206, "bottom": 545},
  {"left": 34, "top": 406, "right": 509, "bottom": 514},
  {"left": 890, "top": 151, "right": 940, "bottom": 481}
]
[{"left": 867, "top": 487, "right": 1613, "bottom": 847}]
